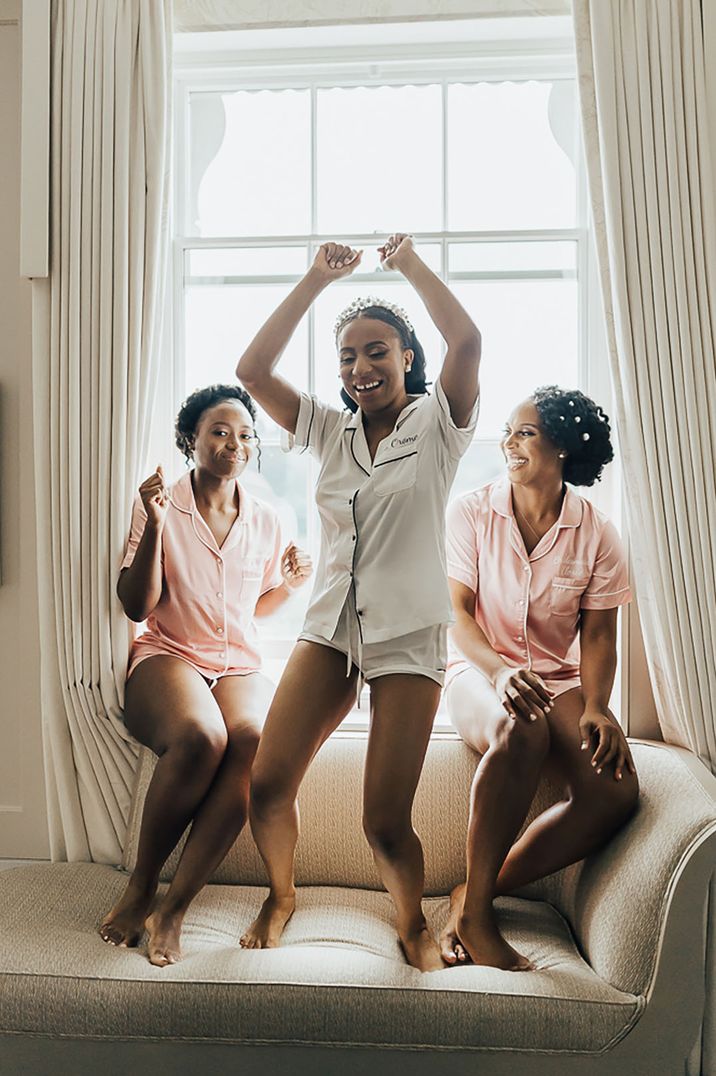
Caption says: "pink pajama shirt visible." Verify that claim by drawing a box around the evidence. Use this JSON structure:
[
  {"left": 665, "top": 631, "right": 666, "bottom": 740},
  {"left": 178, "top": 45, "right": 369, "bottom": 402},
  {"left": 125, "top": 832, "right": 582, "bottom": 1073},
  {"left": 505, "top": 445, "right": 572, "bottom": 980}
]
[
  {"left": 445, "top": 478, "right": 631, "bottom": 697},
  {"left": 121, "top": 470, "right": 283, "bottom": 682}
]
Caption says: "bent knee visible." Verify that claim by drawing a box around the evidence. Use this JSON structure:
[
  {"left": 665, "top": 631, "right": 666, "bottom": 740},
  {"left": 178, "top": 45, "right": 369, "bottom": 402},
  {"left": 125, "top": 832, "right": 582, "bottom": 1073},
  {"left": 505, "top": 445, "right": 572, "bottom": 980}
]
[
  {"left": 572, "top": 769, "right": 639, "bottom": 831},
  {"left": 227, "top": 724, "right": 261, "bottom": 763},
  {"left": 172, "top": 722, "right": 228, "bottom": 771},
  {"left": 490, "top": 712, "right": 550, "bottom": 765},
  {"left": 250, "top": 767, "right": 297, "bottom": 816},
  {"left": 362, "top": 813, "right": 412, "bottom": 858}
]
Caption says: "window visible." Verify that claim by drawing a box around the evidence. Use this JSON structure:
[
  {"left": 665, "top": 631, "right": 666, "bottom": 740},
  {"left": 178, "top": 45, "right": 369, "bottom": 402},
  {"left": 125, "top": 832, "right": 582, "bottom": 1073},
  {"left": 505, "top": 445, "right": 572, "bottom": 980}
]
[{"left": 173, "top": 18, "right": 613, "bottom": 727}]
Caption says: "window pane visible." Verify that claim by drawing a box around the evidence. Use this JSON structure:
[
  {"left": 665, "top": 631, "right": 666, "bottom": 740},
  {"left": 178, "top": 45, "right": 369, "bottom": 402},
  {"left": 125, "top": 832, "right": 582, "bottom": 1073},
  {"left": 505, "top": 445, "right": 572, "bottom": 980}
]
[
  {"left": 320, "top": 241, "right": 441, "bottom": 276},
  {"left": 190, "top": 89, "right": 311, "bottom": 237},
  {"left": 452, "top": 279, "right": 578, "bottom": 438},
  {"left": 317, "top": 85, "right": 443, "bottom": 234},
  {"left": 184, "top": 284, "right": 308, "bottom": 440},
  {"left": 187, "top": 247, "right": 307, "bottom": 279},
  {"left": 448, "top": 80, "right": 577, "bottom": 231},
  {"left": 311, "top": 281, "right": 444, "bottom": 408},
  {"left": 451, "top": 440, "right": 505, "bottom": 499},
  {"left": 449, "top": 240, "right": 576, "bottom": 275},
  {"left": 241, "top": 446, "right": 314, "bottom": 643}
]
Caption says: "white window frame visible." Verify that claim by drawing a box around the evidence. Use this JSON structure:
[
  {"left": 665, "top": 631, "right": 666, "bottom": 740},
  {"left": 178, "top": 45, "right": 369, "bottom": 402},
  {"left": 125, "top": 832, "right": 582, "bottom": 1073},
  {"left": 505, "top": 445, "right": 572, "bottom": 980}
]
[{"left": 171, "top": 24, "right": 622, "bottom": 730}]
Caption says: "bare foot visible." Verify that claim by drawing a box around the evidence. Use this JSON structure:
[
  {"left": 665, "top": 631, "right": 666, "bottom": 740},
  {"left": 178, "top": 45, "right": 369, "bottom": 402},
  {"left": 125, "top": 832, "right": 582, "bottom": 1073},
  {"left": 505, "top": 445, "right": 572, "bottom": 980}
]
[
  {"left": 399, "top": 925, "right": 445, "bottom": 972},
  {"left": 99, "top": 881, "right": 155, "bottom": 947},
  {"left": 457, "top": 908, "right": 534, "bottom": 971},
  {"left": 239, "top": 891, "right": 295, "bottom": 949},
  {"left": 439, "top": 882, "right": 469, "bottom": 965},
  {"left": 145, "top": 908, "right": 183, "bottom": 967}
]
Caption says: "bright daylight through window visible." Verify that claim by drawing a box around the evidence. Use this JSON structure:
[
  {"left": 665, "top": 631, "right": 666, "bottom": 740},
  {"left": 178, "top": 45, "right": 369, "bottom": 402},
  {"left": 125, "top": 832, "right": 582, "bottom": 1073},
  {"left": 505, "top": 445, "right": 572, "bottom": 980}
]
[{"left": 173, "top": 20, "right": 596, "bottom": 727}]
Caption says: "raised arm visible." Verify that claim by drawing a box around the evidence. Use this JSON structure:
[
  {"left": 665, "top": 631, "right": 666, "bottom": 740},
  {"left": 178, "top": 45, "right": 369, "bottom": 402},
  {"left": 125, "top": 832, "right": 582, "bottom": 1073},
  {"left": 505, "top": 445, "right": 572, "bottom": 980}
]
[
  {"left": 236, "top": 243, "right": 362, "bottom": 433},
  {"left": 379, "top": 234, "right": 481, "bottom": 427},
  {"left": 117, "top": 467, "right": 168, "bottom": 622}
]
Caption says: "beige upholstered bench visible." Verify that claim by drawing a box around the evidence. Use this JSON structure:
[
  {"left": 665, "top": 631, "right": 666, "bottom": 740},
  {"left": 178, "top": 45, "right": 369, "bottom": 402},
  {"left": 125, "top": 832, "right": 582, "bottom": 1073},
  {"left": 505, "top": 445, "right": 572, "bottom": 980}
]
[{"left": 1, "top": 738, "right": 714, "bottom": 1075}]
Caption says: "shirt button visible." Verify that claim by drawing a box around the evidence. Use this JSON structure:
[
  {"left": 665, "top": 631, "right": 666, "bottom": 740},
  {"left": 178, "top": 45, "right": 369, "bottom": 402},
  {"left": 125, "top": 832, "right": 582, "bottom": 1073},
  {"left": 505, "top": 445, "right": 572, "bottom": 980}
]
[
  {"left": 352, "top": 535, "right": 356, "bottom": 541},
  {"left": 519, "top": 599, "right": 525, "bottom": 606},
  {"left": 523, "top": 565, "right": 529, "bottom": 572},
  {"left": 356, "top": 609, "right": 364, "bottom": 616},
  {"left": 516, "top": 635, "right": 523, "bottom": 641},
  {"left": 217, "top": 627, "right": 224, "bottom": 634},
  {"left": 216, "top": 591, "right": 223, "bottom": 599}
]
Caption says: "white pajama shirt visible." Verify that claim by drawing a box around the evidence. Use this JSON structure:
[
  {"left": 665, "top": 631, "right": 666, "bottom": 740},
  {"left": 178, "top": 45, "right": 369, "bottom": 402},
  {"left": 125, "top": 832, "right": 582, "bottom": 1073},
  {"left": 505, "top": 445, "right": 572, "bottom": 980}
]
[{"left": 291, "top": 376, "right": 479, "bottom": 677}]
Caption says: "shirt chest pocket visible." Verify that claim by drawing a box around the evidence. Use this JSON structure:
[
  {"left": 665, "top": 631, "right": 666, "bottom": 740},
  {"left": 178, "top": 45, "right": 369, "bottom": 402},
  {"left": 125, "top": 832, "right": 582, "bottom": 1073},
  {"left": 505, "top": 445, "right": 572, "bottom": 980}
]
[
  {"left": 372, "top": 452, "right": 418, "bottom": 497},
  {"left": 239, "top": 555, "right": 265, "bottom": 602},
  {"left": 550, "top": 576, "right": 589, "bottom": 617}
]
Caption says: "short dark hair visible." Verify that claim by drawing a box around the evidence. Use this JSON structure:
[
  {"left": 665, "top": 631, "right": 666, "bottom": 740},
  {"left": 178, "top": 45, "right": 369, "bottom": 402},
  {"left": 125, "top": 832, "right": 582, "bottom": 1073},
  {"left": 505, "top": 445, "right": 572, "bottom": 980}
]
[
  {"left": 336, "top": 305, "right": 429, "bottom": 413},
  {"left": 531, "top": 385, "right": 614, "bottom": 487},
  {"left": 175, "top": 384, "right": 258, "bottom": 466}
]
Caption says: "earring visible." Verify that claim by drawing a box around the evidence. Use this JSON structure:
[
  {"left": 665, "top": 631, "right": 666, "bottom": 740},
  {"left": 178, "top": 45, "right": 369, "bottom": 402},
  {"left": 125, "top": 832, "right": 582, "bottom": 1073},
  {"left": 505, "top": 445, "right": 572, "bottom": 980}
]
[{"left": 558, "top": 452, "right": 567, "bottom": 459}]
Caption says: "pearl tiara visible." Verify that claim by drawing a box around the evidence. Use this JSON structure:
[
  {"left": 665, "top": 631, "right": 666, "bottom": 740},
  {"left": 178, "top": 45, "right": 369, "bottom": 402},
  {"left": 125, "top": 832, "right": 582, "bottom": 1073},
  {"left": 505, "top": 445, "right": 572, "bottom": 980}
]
[{"left": 334, "top": 296, "right": 414, "bottom": 340}]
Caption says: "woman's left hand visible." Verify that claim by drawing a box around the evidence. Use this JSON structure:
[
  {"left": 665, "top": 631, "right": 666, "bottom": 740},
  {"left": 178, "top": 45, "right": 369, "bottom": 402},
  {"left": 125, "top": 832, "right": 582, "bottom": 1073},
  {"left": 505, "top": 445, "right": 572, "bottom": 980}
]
[
  {"left": 378, "top": 233, "right": 416, "bottom": 271},
  {"left": 281, "top": 543, "right": 313, "bottom": 590},
  {"left": 579, "top": 708, "right": 636, "bottom": 781}
]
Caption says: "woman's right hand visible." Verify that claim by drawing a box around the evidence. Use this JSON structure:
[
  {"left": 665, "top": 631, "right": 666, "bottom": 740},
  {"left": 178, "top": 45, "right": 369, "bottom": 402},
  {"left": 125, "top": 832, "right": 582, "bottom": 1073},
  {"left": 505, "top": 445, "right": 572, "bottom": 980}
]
[
  {"left": 311, "top": 242, "right": 362, "bottom": 283},
  {"left": 493, "top": 665, "right": 553, "bottom": 723},
  {"left": 139, "top": 465, "right": 169, "bottom": 529}
]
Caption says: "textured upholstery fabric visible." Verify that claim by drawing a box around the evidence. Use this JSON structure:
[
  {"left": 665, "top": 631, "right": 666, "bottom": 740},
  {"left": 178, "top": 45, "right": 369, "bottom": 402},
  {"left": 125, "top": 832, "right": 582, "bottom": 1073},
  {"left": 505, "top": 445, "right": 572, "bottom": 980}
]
[
  {"left": 123, "top": 739, "right": 716, "bottom": 1000},
  {"left": 0, "top": 863, "right": 640, "bottom": 1051},
  {"left": 519, "top": 743, "right": 716, "bottom": 996},
  {"left": 123, "top": 736, "right": 558, "bottom": 892}
]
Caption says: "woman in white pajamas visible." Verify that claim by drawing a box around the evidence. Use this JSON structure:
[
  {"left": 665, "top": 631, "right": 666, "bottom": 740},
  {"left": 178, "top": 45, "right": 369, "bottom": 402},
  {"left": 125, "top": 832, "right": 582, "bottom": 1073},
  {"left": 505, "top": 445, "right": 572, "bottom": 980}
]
[{"left": 236, "top": 234, "right": 481, "bottom": 970}]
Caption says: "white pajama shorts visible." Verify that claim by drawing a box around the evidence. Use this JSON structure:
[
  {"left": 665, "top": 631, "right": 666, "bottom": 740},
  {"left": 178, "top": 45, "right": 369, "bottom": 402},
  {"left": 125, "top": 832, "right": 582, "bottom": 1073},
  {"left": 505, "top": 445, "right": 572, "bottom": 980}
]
[{"left": 299, "top": 593, "right": 447, "bottom": 689}]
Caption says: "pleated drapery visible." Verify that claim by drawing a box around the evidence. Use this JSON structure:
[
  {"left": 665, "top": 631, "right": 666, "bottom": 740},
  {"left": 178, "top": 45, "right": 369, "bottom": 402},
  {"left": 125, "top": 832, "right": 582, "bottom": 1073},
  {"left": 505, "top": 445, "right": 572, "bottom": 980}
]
[
  {"left": 33, "top": 0, "right": 172, "bottom": 862},
  {"left": 573, "top": 5, "right": 716, "bottom": 1070},
  {"left": 573, "top": 0, "right": 716, "bottom": 775}
]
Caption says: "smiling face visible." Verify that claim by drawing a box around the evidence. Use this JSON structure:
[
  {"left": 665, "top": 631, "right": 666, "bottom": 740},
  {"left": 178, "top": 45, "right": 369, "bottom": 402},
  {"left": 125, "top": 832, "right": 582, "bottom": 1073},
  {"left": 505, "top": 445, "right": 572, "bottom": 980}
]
[
  {"left": 191, "top": 400, "right": 256, "bottom": 480},
  {"left": 501, "top": 399, "right": 565, "bottom": 487},
  {"left": 337, "top": 316, "right": 413, "bottom": 414}
]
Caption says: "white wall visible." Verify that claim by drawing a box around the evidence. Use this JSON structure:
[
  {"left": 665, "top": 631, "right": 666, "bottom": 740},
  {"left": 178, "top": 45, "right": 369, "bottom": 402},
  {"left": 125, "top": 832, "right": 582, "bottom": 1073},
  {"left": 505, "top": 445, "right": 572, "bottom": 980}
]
[{"left": 0, "top": 0, "right": 48, "bottom": 858}]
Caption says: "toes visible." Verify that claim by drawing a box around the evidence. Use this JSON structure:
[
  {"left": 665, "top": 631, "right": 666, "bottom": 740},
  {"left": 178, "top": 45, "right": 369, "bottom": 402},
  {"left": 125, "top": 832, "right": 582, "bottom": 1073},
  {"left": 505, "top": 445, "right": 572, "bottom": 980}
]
[{"left": 439, "top": 939, "right": 458, "bottom": 964}]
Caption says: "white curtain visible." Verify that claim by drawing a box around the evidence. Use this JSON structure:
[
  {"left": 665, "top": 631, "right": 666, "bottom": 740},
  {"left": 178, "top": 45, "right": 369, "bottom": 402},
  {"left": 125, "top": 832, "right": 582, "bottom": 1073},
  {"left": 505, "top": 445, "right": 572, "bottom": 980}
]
[
  {"left": 33, "top": 0, "right": 172, "bottom": 863},
  {"left": 572, "top": 0, "right": 716, "bottom": 776},
  {"left": 573, "top": 4, "right": 716, "bottom": 1071}
]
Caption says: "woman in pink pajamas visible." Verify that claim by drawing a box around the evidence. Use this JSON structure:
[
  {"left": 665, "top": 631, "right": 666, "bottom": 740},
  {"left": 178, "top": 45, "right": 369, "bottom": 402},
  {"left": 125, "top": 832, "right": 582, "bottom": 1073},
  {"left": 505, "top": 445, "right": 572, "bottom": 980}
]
[
  {"left": 100, "top": 384, "right": 311, "bottom": 966},
  {"left": 440, "top": 386, "right": 639, "bottom": 971}
]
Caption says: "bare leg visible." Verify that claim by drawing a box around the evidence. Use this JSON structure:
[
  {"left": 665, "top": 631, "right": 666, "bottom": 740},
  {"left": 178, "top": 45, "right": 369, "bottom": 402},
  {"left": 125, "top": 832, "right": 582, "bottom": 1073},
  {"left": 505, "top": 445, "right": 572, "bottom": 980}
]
[
  {"left": 362, "top": 674, "right": 444, "bottom": 972},
  {"left": 145, "top": 672, "right": 274, "bottom": 966},
  {"left": 440, "top": 677, "right": 638, "bottom": 966},
  {"left": 99, "top": 657, "right": 227, "bottom": 948},
  {"left": 439, "top": 668, "right": 549, "bottom": 970},
  {"left": 495, "top": 688, "right": 639, "bottom": 896},
  {"left": 240, "top": 642, "right": 357, "bottom": 949}
]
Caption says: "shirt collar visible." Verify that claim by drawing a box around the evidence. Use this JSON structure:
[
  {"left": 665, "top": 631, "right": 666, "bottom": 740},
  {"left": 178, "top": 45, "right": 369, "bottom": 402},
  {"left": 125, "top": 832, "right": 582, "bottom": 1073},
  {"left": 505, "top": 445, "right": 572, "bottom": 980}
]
[
  {"left": 489, "top": 476, "right": 583, "bottom": 528},
  {"left": 344, "top": 395, "right": 424, "bottom": 432},
  {"left": 169, "top": 469, "right": 253, "bottom": 524}
]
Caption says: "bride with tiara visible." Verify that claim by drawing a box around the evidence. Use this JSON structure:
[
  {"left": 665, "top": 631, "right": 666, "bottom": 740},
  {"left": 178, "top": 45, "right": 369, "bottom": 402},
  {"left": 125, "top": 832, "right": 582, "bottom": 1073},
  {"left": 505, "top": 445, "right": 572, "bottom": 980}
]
[{"left": 235, "top": 234, "right": 482, "bottom": 970}]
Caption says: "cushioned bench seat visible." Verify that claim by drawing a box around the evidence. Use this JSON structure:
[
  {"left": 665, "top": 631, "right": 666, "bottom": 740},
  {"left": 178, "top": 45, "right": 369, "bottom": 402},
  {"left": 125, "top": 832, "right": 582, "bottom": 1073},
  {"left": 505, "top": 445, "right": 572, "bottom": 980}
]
[
  {"left": 0, "top": 739, "right": 714, "bottom": 1075},
  {"left": 0, "top": 863, "right": 641, "bottom": 1052}
]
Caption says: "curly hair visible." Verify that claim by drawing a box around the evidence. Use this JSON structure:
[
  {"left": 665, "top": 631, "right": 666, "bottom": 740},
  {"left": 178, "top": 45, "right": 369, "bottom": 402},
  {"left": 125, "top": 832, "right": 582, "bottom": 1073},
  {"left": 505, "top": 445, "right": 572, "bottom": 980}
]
[
  {"left": 175, "top": 384, "right": 260, "bottom": 468},
  {"left": 336, "top": 304, "right": 429, "bottom": 413},
  {"left": 531, "top": 385, "right": 614, "bottom": 487}
]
